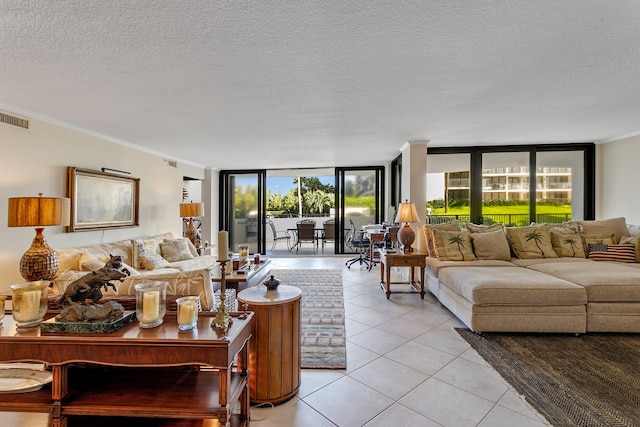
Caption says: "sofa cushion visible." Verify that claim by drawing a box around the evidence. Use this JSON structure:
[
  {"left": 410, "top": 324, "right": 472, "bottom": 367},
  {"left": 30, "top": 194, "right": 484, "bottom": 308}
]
[
  {"left": 587, "top": 243, "right": 636, "bottom": 263},
  {"left": 465, "top": 222, "right": 504, "bottom": 233},
  {"left": 432, "top": 229, "right": 476, "bottom": 261},
  {"left": 425, "top": 257, "right": 516, "bottom": 276},
  {"left": 470, "top": 230, "right": 511, "bottom": 260},
  {"left": 551, "top": 232, "right": 586, "bottom": 258},
  {"left": 526, "top": 261, "right": 640, "bottom": 303},
  {"left": 582, "top": 234, "right": 615, "bottom": 252},
  {"left": 132, "top": 238, "right": 157, "bottom": 269},
  {"left": 139, "top": 253, "right": 170, "bottom": 270},
  {"left": 424, "top": 220, "right": 462, "bottom": 257},
  {"left": 577, "top": 217, "right": 628, "bottom": 243},
  {"left": 438, "top": 266, "right": 587, "bottom": 306},
  {"left": 167, "top": 255, "right": 216, "bottom": 271},
  {"left": 506, "top": 225, "right": 557, "bottom": 259},
  {"left": 79, "top": 252, "right": 106, "bottom": 271},
  {"left": 160, "top": 238, "right": 195, "bottom": 262},
  {"left": 619, "top": 235, "right": 640, "bottom": 262}
]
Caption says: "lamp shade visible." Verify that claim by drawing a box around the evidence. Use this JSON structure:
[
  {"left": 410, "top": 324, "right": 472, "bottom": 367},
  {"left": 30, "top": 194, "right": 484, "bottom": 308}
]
[
  {"left": 394, "top": 201, "right": 420, "bottom": 224},
  {"left": 180, "top": 202, "right": 205, "bottom": 218},
  {"left": 8, "top": 195, "right": 70, "bottom": 227}
]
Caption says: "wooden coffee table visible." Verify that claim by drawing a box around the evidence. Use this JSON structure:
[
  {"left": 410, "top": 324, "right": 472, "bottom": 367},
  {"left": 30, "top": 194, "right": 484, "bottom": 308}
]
[
  {"left": 0, "top": 311, "right": 253, "bottom": 427},
  {"left": 212, "top": 258, "right": 272, "bottom": 292}
]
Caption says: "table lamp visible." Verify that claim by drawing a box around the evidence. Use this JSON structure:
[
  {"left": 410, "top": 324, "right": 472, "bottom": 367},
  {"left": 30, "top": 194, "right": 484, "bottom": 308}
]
[
  {"left": 180, "top": 202, "right": 205, "bottom": 248},
  {"left": 8, "top": 193, "right": 71, "bottom": 281},
  {"left": 394, "top": 199, "right": 421, "bottom": 252}
]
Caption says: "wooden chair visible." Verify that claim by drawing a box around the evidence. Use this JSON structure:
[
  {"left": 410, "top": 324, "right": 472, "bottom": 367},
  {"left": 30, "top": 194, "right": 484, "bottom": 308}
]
[{"left": 295, "top": 219, "right": 317, "bottom": 252}]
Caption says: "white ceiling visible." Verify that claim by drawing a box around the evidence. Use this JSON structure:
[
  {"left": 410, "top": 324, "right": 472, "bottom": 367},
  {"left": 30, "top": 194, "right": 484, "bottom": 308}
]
[{"left": 2, "top": 1, "right": 640, "bottom": 170}]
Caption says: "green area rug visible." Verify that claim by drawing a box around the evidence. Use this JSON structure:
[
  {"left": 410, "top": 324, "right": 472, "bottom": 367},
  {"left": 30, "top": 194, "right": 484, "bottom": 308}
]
[
  {"left": 271, "top": 269, "right": 346, "bottom": 369},
  {"left": 456, "top": 329, "right": 640, "bottom": 427}
]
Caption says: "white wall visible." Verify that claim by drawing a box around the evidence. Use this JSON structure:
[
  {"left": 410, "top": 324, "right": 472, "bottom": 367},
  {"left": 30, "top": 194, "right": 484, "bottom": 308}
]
[
  {"left": 0, "top": 118, "right": 205, "bottom": 291},
  {"left": 597, "top": 137, "right": 640, "bottom": 225}
]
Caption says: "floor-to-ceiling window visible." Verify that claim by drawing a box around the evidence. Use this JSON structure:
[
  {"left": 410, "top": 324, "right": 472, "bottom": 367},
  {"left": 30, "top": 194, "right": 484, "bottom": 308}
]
[{"left": 426, "top": 143, "right": 595, "bottom": 225}]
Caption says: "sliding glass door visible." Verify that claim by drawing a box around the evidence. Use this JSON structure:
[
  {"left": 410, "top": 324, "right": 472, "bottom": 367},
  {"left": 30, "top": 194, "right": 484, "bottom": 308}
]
[{"left": 219, "top": 170, "right": 266, "bottom": 254}]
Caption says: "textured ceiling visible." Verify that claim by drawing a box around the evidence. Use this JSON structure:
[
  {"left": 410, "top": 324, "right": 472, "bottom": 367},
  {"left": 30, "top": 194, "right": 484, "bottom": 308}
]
[{"left": 2, "top": 1, "right": 640, "bottom": 170}]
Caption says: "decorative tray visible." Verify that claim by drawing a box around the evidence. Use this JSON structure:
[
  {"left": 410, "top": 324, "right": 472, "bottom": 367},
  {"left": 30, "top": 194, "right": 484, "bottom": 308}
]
[{"left": 40, "top": 311, "right": 136, "bottom": 334}]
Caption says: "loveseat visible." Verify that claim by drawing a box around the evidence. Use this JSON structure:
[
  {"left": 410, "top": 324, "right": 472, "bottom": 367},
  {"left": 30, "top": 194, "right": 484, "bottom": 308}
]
[
  {"left": 423, "top": 217, "right": 640, "bottom": 333},
  {"left": 53, "top": 232, "right": 217, "bottom": 310}
]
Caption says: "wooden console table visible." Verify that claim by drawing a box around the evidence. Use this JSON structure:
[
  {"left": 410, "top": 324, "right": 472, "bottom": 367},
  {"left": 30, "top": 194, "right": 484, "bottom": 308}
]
[
  {"left": 0, "top": 312, "right": 253, "bottom": 427},
  {"left": 378, "top": 248, "right": 427, "bottom": 299},
  {"left": 213, "top": 258, "right": 272, "bottom": 292}
]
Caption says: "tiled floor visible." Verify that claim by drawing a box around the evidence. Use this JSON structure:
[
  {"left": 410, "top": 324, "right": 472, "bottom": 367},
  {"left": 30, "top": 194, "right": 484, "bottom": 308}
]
[
  {"left": 250, "top": 256, "right": 550, "bottom": 427},
  {"left": 0, "top": 255, "right": 550, "bottom": 427}
]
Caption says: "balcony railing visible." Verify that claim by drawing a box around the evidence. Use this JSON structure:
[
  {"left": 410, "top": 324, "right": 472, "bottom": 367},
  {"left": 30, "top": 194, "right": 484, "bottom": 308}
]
[{"left": 426, "top": 213, "right": 571, "bottom": 227}]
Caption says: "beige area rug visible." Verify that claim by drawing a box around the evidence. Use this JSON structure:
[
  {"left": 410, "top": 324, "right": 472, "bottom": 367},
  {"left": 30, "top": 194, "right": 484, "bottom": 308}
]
[
  {"left": 271, "top": 269, "right": 346, "bottom": 369},
  {"left": 456, "top": 329, "right": 640, "bottom": 427}
]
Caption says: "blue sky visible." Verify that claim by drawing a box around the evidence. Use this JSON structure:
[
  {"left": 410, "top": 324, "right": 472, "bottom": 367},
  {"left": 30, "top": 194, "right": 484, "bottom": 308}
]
[{"left": 234, "top": 175, "right": 335, "bottom": 194}]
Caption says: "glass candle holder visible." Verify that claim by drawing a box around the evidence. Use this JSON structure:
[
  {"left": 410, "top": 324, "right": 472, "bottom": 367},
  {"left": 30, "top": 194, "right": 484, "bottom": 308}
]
[
  {"left": 10, "top": 281, "right": 50, "bottom": 328},
  {"left": 134, "top": 281, "right": 168, "bottom": 328},
  {"left": 176, "top": 296, "right": 200, "bottom": 331},
  {"left": 0, "top": 295, "right": 6, "bottom": 325}
]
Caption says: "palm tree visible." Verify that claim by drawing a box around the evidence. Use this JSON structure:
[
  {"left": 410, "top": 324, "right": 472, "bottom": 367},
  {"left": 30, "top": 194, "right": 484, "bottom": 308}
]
[
  {"left": 448, "top": 234, "right": 468, "bottom": 260},
  {"left": 563, "top": 236, "right": 579, "bottom": 257},
  {"left": 524, "top": 229, "right": 546, "bottom": 256}
]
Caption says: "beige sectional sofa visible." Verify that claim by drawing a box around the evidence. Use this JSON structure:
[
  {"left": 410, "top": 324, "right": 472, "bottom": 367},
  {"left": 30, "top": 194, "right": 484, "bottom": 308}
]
[
  {"left": 53, "top": 232, "right": 217, "bottom": 310},
  {"left": 423, "top": 217, "right": 640, "bottom": 333}
]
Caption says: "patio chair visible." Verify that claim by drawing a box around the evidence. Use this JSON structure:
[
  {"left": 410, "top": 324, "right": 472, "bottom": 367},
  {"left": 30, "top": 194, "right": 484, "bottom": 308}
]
[
  {"left": 295, "top": 219, "right": 317, "bottom": 252},
  {"left": 345, "top": 219, "right": 371, "bottom": 268},
  {"left": 268, "top": 218, "right": 290, "bottom": 250},
  {"left": 321, "top": 219, "right": 336, "bottom": 248}
]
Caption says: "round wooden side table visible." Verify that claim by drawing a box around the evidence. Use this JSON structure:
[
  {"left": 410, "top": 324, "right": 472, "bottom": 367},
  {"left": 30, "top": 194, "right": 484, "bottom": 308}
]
[{"left": 237, "top": 284, "right": 302, "bottom": 405}]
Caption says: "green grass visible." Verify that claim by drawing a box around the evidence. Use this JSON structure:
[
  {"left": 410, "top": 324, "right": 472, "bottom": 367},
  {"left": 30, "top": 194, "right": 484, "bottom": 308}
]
[{"left": 432, "top": 204, "right": 571, "bottom": 215}]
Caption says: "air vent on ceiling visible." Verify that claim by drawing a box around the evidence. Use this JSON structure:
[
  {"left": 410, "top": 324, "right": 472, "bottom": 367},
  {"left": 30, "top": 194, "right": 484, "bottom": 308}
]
[{"left": 0, "top": 111, "right": 29, "bottom": 130}]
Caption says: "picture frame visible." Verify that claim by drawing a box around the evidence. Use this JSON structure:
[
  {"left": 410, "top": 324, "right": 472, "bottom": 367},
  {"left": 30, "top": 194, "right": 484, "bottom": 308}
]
[{"left": 67, "top": 167, "right": 140, "bottom": 232}]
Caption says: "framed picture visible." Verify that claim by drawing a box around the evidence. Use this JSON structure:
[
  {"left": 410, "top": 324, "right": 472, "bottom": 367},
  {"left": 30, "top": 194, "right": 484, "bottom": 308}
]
[{"left": 67, "top": 167, "right": 140, "bottom": 232}]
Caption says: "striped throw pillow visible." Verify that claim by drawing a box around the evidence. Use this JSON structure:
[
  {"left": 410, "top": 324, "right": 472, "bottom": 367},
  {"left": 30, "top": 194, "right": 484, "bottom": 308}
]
[{"left": 587, "top": 243, "right": 636, "bottom": 263}]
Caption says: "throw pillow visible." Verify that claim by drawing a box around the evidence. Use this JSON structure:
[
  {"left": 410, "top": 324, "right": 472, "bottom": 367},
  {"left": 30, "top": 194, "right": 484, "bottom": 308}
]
[
  {"left": 506, "top": 225, "right": 557, "bottom": 259},
  {"left": 424, "top": 220, "right": 462, "bottom": 257},
  {"left": 581, "top": 234, "right": 615, "bottom": 253},
  {"left": 139, "top": 253, "right": 170, "bottom": 270},
  {"left": 551, "top": 232, "right": 586, "bottom": 258},
  {"left": 79, "top": 252, "right": 107, "bottom": 271},
  {"left": 431, "top": 229, "right": 476, "bottom": 261},
  {"left": 465, "top": 222, "right": 505, "bottom": 234},
  {"left": 587, "top": 243, "right": 636, "bottom": 263},
  {"left": 547, "top": 221, "right": 581, "bottom": 235},
  {"left": 470, "top": 230, "right": 511, "bottom": 260},
  {"left": 160, "top": 239, "right": 195, "bottom": 262},
  {"left": 132, "top": 238, "right": 157, "bottom": 269},
  {"left": 577, "top": 217, "right": 628, "bottom": 243},
  {"left": 627, "top": 223, "right": 640, "bottom": 236},
  {"left": 619, "top": 235, "right": 640, "bottom": 262}
]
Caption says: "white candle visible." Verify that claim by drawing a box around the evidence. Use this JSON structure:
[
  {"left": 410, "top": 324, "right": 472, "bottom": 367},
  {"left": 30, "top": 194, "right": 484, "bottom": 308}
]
[
  {"left": 218, "top": 231, "right": 229, "bottom": 261},
  {"left": 15, "top": 289, "right": 41, "bottom": 321},
  {"left": 142, "top": 290, "right": 160, "bottom": 322},
  {"left": 178, "top": 300, "right": 198, "bottom": 325}
]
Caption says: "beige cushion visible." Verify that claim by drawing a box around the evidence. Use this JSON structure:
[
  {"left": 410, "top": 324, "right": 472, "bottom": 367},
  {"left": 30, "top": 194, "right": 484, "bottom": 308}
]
[
  {"left": 432, "top": 229, "right": 476, "bottom": 261},
  {"left": 160, "top": 239, "right": 195, "bottom": 262},
  {"left": 548, "top": 221, "right": 581, "bottom": 235},
  {"left": 551, "top": 232, "right": 586, "bottom": 258},
  {"left": 470, "top": 230, "right": 511, "bottom": 260},
  {"left": 132, "top": 238, "right": 157, "bottom": 269},
  {"left": 139, "top": 253, "right": 170, "bottom": 270},
  {"left": 619, "top": 235, "right": 640, "bottom": 262},
  {"left": 581, "top": 234, "right": 615, "bottom": 253},
  {"left": 506, "top": 225, "right": 557, "bottom": 259},
  {"left": 424, "top": 220, "right": 462, "bottom": 257},
  {"left": 79, "top": 252, "right": 107, "bottom": 271},
  {"left": 465, "top": 223, "right": 504, "bottom": 233},
  {"left": 577, "top": 217, "right": 628, "bottom": 243}
]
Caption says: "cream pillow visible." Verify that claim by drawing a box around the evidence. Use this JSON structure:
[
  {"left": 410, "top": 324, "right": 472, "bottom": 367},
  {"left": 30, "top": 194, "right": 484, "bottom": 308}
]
[
  {"left": 617, "top": 235, "right": 640, "bottom": 262},
  {"left": 431, "top": 229, "right": 476, "bottom": 261},
  {"left": 139, "top": 253, "right": 170, "bottom": 270},
  {"left": 577, "top": 217, "right": 628, "bottom": 243},
  {"left": 424, "top": 220, "right": 462, "bottom": 257},
  {"left": 161, "top": 239, "right": 195, "bottom": 262},
  {"left": 465, "top": 223, "right": 504, "bottom": 234},
  {"left": 506, "top": 225, "right": 557, "bottom": 259},
  {"left": 79, "top": 252, "right": 107, "bottom": 271},
  {"left": 551, "top": 232, "right": 586, "bottom": 258},
  {"left": 470, "top": 230, "right": 511, "bottom": 260}
]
